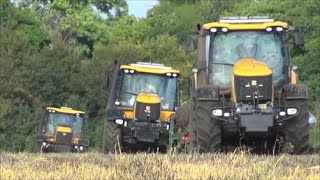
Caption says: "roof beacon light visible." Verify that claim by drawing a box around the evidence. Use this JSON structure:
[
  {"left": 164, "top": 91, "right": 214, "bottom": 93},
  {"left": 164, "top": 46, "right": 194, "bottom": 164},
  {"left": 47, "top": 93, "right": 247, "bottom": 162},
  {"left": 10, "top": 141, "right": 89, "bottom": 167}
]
[
  {"left": 219, "top": 16, "right": 274, "bottom": 24},
  {"left": 130, "top": 62, "right": 172, "bottom": 70}
]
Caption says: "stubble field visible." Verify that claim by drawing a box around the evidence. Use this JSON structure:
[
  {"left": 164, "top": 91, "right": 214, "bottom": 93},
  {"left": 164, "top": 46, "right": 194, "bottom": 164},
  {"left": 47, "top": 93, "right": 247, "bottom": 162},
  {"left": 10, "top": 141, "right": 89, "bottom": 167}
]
[{"left": 1, "top": 151, "right": 319, "bottom": 180}]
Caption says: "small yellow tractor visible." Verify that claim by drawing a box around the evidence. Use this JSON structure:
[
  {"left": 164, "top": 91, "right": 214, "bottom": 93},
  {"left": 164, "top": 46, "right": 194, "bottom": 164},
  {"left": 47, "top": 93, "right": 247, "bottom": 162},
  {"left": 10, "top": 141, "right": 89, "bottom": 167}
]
[{"left": 34, "top": 106, "right": 89, "bottom": 152}]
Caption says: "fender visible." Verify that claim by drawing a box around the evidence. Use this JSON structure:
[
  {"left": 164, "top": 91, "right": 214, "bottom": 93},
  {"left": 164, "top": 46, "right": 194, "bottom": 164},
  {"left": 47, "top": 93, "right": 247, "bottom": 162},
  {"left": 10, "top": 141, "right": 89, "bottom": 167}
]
[
  {"left": 196, "top": 85, "right": 220, "bottom": 101},
  {"left": 106, "top": 108, "right": 125, "bottom": 121},
  {"left": 283, "top": 84, "right": 308, "bottom": 100}
]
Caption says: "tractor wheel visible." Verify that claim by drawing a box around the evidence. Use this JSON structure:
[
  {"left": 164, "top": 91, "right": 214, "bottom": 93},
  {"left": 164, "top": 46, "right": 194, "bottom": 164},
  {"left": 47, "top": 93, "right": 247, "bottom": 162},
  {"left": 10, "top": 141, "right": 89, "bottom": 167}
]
[
  {"left": 102, "top": 120, "right": 122, "bottom": 154},
  {"left": 283, "top": 99, "right": 309, "bottom": 154},
  {"left": 32, "top": 142, "right": 41, "bottom": 153},
  {"left": 189, "top": 98, "right": 222, "bottom": 153},
  {"left": 174, "top": 103, "right": 191, "bottom": 129}
]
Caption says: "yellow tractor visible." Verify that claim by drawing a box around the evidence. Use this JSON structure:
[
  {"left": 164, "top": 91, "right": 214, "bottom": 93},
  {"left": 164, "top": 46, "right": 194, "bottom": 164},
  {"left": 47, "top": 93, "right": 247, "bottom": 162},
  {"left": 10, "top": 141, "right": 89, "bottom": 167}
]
[
  {"left": 102, "top": 61, "right": 180, "bottom": 153},
  {"left": 174, "top": 16, "right": 310, "bottom": 154},
  {"left": 34, "top": 106, "right": 89, "bottom": 152}
]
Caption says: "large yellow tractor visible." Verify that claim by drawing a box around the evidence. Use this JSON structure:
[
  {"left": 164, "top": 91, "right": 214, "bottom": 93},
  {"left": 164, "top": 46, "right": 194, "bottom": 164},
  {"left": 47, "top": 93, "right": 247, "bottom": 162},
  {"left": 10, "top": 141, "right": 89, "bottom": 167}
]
[
  {"left": 34, "top": 106, "right": 89, "bottom": 152},
  {"left": 174, "top": 16, "right": 310, "bottom": 154},
  {"left": 102, "top": 62, "right": 180, "bottom": 153}
]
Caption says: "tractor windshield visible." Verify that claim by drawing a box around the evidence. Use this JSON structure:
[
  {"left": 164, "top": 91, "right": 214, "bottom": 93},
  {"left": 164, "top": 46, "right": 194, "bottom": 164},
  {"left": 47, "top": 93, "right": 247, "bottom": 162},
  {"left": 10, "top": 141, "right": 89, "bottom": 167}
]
[
  {"left": 207, "top": 31, "right": 285, "bottom": 90},
  {"left": 45, "top": 112, "right": 83, "bottom": 137},
  {"left": 118, "top": 72, "right": 177, "bottom": 110}
]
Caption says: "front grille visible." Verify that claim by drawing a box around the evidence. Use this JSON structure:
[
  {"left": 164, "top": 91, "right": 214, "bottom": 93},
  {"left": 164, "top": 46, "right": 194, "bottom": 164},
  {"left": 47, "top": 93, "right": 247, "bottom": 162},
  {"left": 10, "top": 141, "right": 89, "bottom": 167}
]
[
  {"left": 135, "top": 102, "right": 160, "bottom": 121},
  {"left": 234, "top": 75, "right": 272, "bottom": 102},
  {"left": 55, "top": 131, "right": 72, "bottom": 145}
]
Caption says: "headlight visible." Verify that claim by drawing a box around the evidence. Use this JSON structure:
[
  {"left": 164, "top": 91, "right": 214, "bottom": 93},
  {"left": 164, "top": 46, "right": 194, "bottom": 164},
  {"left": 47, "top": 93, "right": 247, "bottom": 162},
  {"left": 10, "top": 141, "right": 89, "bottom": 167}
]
[
  {"left": 212, "top": 109, "right": 223, "bottom": 116},
  {"left": 75, "top": 145, "right": 78, "bottom": 149},
  {"left": 287, "top": 108, "right": 297, "bottom": 115},
  {"left": 210, "top": 28, "right": 217, "bottom": 32},
  {"left": 221, "top": 27, "right": 229, "bottom": 32},
  {"left": 79, "top": 146, "right": 84, "bottom": 151},
  {"left": 115, "top": 119, "right": 124, "bottom": 125},
  {"left": 276, "top": 27, "right": 283, "bottom": 32},
  {"left": 223, "top": 112, "right": 230, "bottom": 117},
  {"left": 42, "top": 142, "right": 47, "bottom": 146},
  {"left": 279, "top": 111, "right": 286, "bottom": 116},
  {"left": 266, "top": 27, "right": 272, "bottom": 32}
]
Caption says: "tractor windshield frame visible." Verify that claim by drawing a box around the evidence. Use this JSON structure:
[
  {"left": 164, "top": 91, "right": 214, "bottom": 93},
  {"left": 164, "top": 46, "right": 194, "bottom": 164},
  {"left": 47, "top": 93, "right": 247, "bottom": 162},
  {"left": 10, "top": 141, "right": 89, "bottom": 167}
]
[
  {"left": 206, "top": 30, "right": 290, "bottom": 90},
  {"left": 43, "top": 111, "right": 85, "bottom": 137}
]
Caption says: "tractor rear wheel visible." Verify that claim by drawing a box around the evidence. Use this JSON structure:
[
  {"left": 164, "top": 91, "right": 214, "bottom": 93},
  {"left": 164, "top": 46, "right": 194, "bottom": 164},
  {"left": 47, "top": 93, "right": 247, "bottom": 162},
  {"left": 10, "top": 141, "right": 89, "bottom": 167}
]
[
  {"left": 283, "top": 99, "right": 309, "bottom": 154},
  {"left": 189, "top": 98, "right": 222, "bottom": 153},
  {"left": 174, "top": 103, "right": 191, "bottom": 129},
  {"left": 102, "top": 120, "right": 122, "bottom": 154}
]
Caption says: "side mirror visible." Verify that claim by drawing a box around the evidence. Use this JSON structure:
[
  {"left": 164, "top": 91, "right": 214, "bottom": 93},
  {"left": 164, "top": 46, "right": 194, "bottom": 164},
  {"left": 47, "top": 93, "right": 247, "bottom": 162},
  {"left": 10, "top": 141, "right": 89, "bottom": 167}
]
[
  {"left": 294, "top": 28, "right": 304, "bottom": 48},
  {"left": 102, "top": 75, "right": 111, "bottom": 91},
  {"left": 292, "top": 65, "right": 298, "bottom": 71}
]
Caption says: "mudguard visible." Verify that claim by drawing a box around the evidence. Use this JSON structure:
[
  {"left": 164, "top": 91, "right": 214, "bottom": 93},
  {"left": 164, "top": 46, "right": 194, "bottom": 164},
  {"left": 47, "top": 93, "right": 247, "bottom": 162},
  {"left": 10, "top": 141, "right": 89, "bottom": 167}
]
[{"left": 283, "top": 84, "right": 308, "bottom": 100}]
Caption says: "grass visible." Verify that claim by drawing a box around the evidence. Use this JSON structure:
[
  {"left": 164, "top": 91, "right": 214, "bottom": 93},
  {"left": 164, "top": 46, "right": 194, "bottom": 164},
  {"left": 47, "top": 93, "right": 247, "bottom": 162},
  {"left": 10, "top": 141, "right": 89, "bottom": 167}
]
[{"left": 1, "top": 152, "right": 319, "bottom": 180}]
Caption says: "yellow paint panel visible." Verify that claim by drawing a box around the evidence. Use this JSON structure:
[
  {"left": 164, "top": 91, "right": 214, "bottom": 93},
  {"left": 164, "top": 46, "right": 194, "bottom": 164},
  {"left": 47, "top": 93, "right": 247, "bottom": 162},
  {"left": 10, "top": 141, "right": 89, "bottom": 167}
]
[
  {"left": 123, "top": 110, "right": 174, "bottom": 122},
  {"left": 136, "top": 92, "right": 161, "bottom": 104},
  {"left": 72, "top": 137, "right": 80, "bottom": 144},
  {"left": 203, "top": 21, "right": 288, "bottom": 30},
  {"left": 160, "top": 111, "right": 175, "bottom": 122},
  {"left": 123, "top": 110, "right": 134, "bottom": 119},
  {"left": 233, "top": 58, "right": 272, "bottom": 77},
  {"left": 120, "top": 65, "right": 180, "bottom": 75},
  {"left": 56, "top": 126, "right": 72, "bottom": 133},
  {"left": 258, "top": 104, "right": 267, "bottom": 109},
  {"left": 290, "top": 69, "right": 297, "bottom": 84},
  {"left": 47, "top": 107, "right": 85, "bottom": 114}
]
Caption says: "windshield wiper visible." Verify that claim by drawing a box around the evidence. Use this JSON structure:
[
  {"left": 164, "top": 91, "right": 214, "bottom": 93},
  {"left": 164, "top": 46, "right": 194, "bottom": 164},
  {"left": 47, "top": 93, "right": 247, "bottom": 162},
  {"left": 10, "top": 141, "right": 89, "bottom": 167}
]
[
  {"left": 211, "top": 62, "right": 234, "bottom": 66},
  {"left": 123, "top": 91, "right": 138, "bottom": 96}
]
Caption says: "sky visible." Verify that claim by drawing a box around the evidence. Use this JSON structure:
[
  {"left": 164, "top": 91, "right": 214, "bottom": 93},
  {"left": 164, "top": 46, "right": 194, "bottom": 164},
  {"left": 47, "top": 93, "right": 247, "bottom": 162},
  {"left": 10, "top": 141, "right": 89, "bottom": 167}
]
[{"left": 127, "top": 0, "right": 159, "bottom": 18}]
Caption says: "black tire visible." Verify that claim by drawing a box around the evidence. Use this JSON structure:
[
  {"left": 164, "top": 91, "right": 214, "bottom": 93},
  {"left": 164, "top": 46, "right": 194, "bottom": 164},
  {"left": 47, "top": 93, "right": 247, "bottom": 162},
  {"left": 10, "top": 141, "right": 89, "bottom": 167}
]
[
  {"left": 189, "top": 98, "right": 222, "bottom": 153},
  {"left": 174, "top": 103, "right": 191, "bottom": 129},
  {"left": 102, "top": 120, "right": 122, "bottom": 154},
  {"left": 33, "top": 142, "right": 41, "bottom": 153},
  {"left": 283, "top": 99, "right": 309, "bottom": 154}
]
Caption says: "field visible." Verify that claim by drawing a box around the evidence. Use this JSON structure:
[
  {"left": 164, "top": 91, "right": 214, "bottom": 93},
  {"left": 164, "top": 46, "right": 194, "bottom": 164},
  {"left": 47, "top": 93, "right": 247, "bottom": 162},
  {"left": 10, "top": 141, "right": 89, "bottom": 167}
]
[{"left": 1, "top": 152, "right": 319, "bottom": 180}]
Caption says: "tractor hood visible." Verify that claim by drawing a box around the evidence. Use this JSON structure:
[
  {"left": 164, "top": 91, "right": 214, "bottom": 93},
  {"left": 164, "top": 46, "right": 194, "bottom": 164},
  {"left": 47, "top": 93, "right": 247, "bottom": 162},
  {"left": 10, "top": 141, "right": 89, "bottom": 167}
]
[{"left": 233, "top": 58, "right": 272, "bottom": 77}]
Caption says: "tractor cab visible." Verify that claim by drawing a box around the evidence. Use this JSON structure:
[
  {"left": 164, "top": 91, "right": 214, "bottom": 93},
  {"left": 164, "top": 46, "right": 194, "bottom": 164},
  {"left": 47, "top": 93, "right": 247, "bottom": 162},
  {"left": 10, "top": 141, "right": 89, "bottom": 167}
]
[
  {"left": 201, "top": 16, "right": 291, "bottom": 94},
  {"left": 34, "top": 106, "right": 89, "bottom": 152}
]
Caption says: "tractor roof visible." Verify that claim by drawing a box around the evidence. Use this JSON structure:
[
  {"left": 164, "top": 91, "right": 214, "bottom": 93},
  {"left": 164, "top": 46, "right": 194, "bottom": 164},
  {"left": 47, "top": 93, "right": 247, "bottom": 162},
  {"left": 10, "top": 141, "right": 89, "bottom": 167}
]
[
  {"left": 120, "top": 62, "right": 180, "bottom": 75},
  {"left": 46, "top": 107, "right": 85, "bottom": 115},
  {"left": 203, "top": 16, "right": 288, "bottom": 31}
]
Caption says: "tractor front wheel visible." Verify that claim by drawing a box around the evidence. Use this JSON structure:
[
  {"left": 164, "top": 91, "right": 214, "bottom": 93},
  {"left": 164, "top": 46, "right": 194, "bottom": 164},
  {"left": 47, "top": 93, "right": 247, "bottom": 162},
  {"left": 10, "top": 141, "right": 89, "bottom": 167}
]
[
  {"left": 189, "top": 98, "right": 222, "bottom": 153},
  {"left": 102, "top": 120, "right": 122, "bottom": 154}
]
